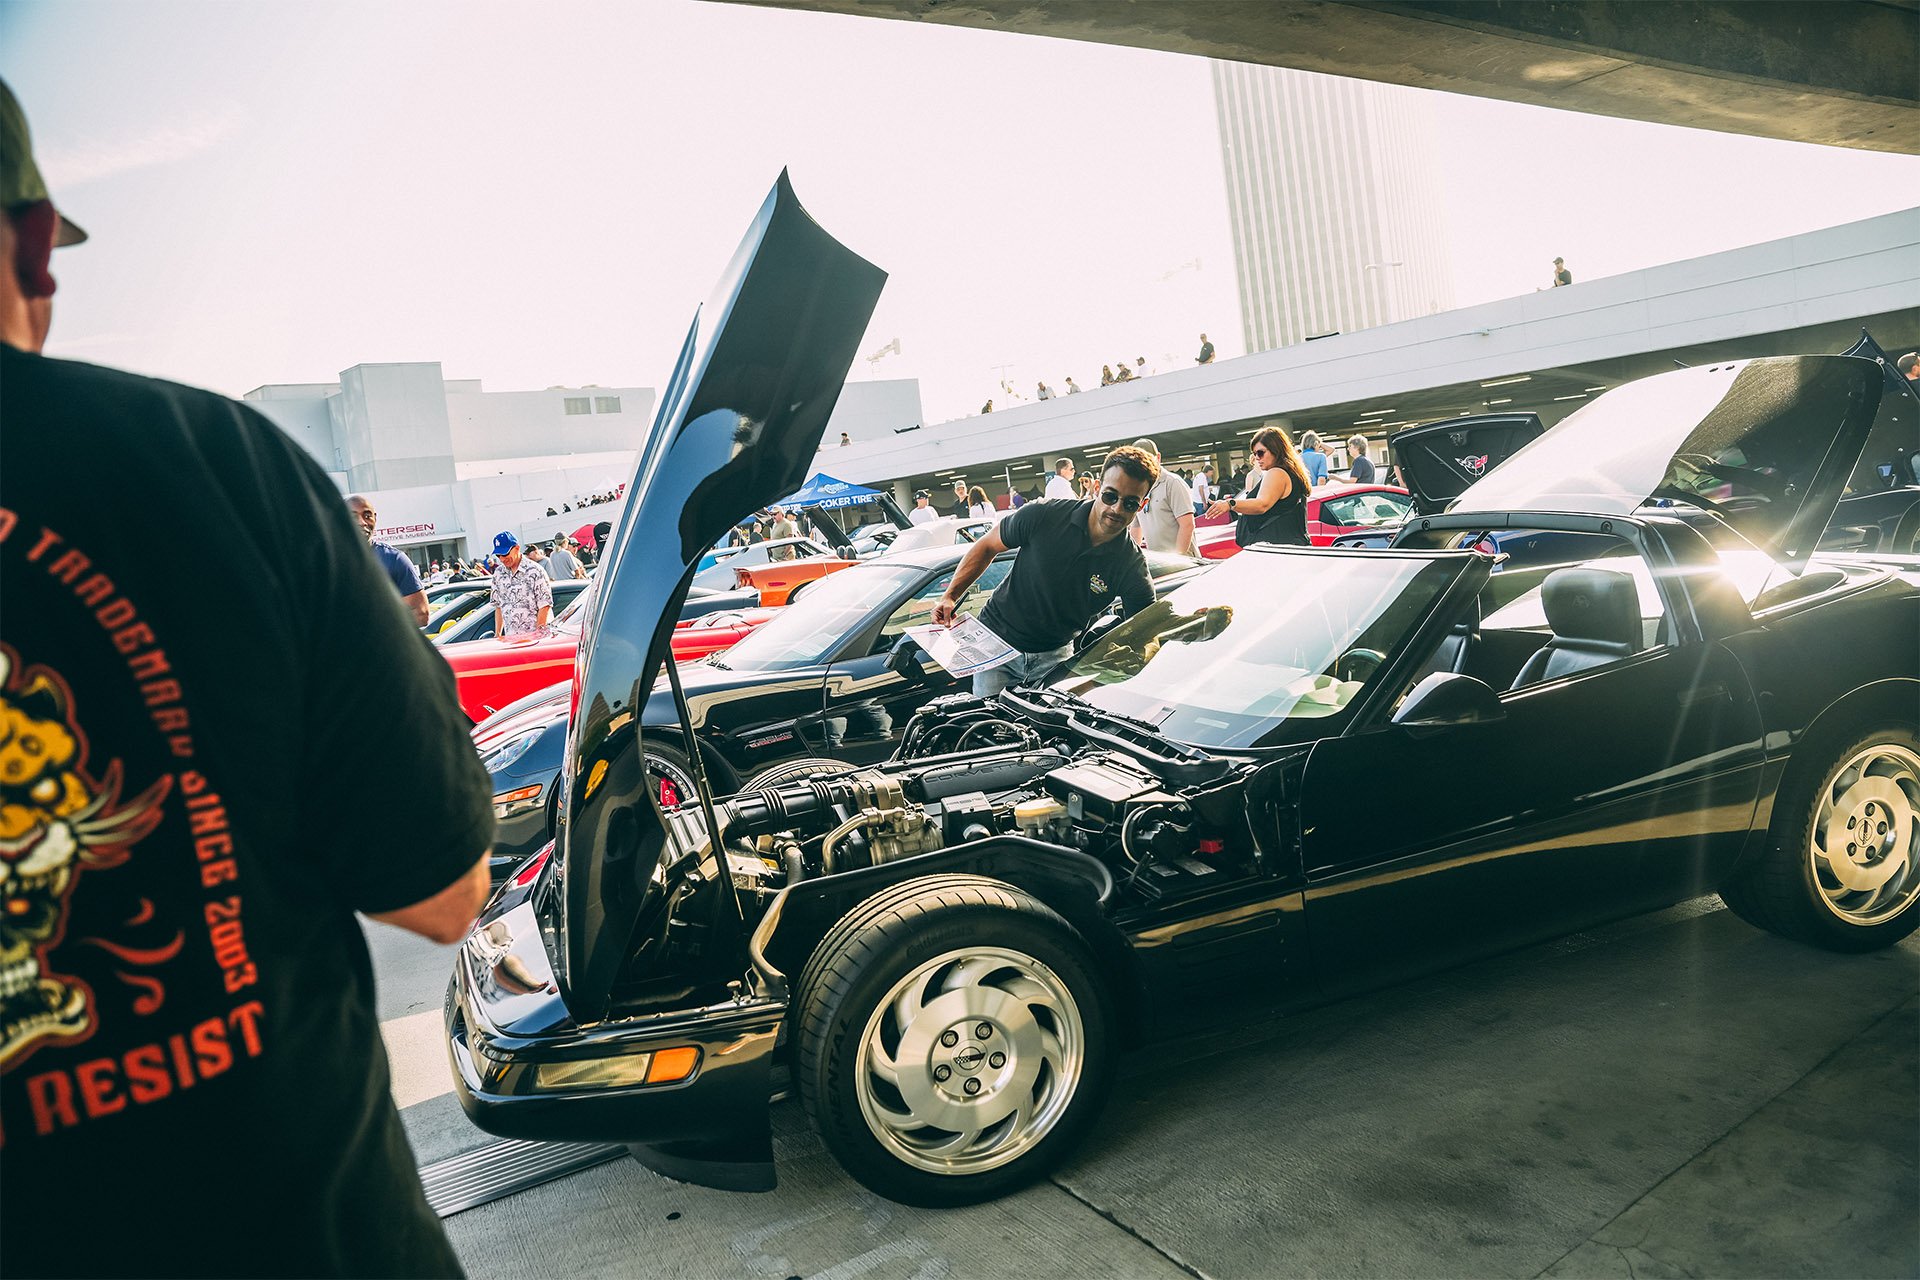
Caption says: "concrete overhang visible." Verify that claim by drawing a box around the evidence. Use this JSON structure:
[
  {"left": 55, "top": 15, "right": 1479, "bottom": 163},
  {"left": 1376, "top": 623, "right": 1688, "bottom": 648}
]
[
  {"left": 823, "top": 208, "right": 1920, "bottom": 490},
  {"left": 718, "top": 0, "right": 1919, "bottom": 154}
]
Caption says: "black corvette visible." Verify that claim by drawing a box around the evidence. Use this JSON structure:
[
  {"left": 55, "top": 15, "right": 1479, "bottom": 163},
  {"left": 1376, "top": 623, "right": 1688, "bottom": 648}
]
[
  {"left": 445, "top": 176, "right": 1919, "bottom": 1207},
  {"left": 471, "top": 542, "right": 1205, "bottom": 877}
]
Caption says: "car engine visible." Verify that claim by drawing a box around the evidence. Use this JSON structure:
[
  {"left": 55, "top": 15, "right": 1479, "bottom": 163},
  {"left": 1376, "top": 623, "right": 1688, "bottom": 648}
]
[{"left": 679, "top": 694, "right": 1258, "bottom": 923}]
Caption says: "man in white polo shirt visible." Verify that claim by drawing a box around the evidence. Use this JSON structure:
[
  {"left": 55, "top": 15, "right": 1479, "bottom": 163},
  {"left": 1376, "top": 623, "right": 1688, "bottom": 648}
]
[{"left": 1128, "top": 438, "right": 1195, "bottom": 555}]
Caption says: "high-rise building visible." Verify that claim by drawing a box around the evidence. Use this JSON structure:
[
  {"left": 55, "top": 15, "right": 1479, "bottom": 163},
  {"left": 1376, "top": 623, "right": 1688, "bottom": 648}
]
[{"left": 1212, "top": 62, "right": 1455, "bottom": 353}]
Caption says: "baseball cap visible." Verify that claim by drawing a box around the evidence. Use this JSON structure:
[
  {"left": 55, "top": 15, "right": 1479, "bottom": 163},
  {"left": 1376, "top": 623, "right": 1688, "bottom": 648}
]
[
  {"left": 0, "top": 79, "right": 86, "bottom": 247},
  {"left": 914, "top": 490, "right": 930, "bottom": 500},
  {"left": 492, "top": 531, "right": 520, "bottom": 556}
]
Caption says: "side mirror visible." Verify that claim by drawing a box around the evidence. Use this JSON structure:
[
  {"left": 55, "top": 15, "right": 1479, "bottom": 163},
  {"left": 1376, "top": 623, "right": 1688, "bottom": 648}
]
[
  {"left": 886, "top": 634, "right": 929, "bottom": 684},
  {"left": 1390, "top": 672, "right": 1505, "bottom": 736}
]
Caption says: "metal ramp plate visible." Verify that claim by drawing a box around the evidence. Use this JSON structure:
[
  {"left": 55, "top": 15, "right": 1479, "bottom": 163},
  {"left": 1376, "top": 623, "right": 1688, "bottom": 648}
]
[{"left": 419, "top": 1139, "right": 626, "bottom": 1218}]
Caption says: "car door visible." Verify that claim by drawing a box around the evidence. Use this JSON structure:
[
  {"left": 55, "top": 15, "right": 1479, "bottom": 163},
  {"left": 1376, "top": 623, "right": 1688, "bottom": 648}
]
[
  {"left": 1296, "top": 540, "right": 1765, "bottom": 995},
  {"left": 820, "top": 558, "right": 1015, "bottom": 766}
]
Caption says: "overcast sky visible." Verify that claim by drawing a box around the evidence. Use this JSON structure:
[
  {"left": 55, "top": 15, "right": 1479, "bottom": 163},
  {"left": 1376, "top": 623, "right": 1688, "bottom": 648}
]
[{"left": 5, "top": 0, "right": 1916, "bottom": 424}]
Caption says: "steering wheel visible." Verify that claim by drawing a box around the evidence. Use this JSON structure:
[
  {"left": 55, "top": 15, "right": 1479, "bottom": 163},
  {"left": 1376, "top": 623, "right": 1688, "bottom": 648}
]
[{"left": 1335, "top": 647, "right": 1386, "bottom": 683}]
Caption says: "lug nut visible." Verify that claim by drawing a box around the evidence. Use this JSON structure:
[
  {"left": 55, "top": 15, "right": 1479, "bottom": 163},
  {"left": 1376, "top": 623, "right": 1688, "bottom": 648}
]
[
  {"left": 963, "top": 1078, "right": 982, "bottom": 1095},
  {"left": 940, "top": 1030, "right": 959, "bottom": 1047},
  {"left": 988, "top": 1051, "right": 1006, "bottom": 1068},
  {"left": 933, "top": 1064, "right": 952, "bottom": 1082},
  {"left": 977, "top": 1023, "right": 993, "bottom": 1039}
]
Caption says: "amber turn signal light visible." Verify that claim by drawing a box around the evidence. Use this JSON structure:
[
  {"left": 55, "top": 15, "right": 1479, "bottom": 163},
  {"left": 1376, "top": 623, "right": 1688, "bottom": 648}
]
[{"left": 645, "top": 1046, "right": 700, "bottom": 1084}]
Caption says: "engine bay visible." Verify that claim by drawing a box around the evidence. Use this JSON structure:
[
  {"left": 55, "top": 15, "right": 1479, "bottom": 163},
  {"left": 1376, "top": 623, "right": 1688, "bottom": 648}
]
[{"left": 672, "top": 693, "right": 1263, "bottom": 928}]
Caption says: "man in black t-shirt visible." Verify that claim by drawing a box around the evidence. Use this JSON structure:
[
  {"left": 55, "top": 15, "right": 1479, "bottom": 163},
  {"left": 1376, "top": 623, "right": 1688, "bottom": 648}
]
[
  {"left": 933, "top": 446, "right": 1156, "bottom": 697},
  {"left": 0, "top": 81, "right": 493, "bottom": 1278}
]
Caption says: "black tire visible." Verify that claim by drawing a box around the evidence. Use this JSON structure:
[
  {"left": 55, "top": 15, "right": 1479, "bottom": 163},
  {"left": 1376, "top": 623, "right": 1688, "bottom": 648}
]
[
  {"left": 1719, "top": 725, "right": 1920, "bottom": 953},
  {"left": 795, "top": 875, "right": 1112, "bottom": 1206},
  {"left": 741, "top": 756, "right": 859, "bottom": 791},
  {"left": 785, "top": 580, "right": 811, "bottom": 605}
]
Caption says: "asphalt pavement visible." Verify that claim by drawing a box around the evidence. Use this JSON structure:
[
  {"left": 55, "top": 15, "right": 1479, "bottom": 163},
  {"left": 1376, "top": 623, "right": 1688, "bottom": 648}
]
[{"left": 365, "top": 899, "right": 1919, "bottom": 1279}]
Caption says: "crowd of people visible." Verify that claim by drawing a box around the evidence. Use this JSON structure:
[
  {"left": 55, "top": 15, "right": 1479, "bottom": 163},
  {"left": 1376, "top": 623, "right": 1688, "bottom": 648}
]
[
  {"left": 543, "top": 482, "right": 624, "bottom": 516},
  {"left": 417, "top": 533, "right": 596, "bottom": 587},
  {"left": 727, "top": 506, "right": 805, "bottom": 545},
  {"left": 999, "top": 333, "right": 1218, "bottom": 412}
]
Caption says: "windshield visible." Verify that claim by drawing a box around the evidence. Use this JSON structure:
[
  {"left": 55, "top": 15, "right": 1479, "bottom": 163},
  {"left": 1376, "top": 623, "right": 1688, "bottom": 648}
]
[
  {"left": 714, "top": 563, "right": 923, "bottom": 671},
  {"left": 1052, "top": 548, "right": 1469, "bottom": 749}
]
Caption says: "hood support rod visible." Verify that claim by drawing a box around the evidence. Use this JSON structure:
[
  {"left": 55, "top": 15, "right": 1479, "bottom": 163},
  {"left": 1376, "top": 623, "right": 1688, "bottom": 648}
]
[{"left": 662, "top": 596, "right": 747, "bottom": 933}]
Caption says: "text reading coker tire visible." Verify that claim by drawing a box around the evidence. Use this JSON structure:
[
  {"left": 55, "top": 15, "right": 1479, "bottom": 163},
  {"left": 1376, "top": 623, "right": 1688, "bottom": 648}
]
[{"left": 795, "top": 875, "right": 1112, "bottom": 1206}]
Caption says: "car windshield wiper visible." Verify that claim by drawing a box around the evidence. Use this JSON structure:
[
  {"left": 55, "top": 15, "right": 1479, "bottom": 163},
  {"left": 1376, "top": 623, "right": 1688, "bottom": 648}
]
[
  {"left": 1062, "top": 696, "right": 1167, "bottom": 740},
  {"left": 1014, "top": 683, "right": 1170, "bottom": 741},
  {"left": 705, "top": 655, "right": 731, "bottom": 671}
]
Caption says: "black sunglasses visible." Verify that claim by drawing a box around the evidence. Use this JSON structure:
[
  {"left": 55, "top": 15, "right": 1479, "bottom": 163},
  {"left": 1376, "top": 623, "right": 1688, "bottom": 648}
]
[{"left": 1099, "top": 488, "right": 1145, "bottom": 513}]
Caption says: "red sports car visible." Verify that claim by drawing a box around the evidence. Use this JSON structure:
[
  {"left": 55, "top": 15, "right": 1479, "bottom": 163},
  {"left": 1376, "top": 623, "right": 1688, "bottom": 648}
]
[
  {"left": 1195, "top": 481, "right": 1414, "bottom": 558},
  {"left": 441, "top": 591, "right": 779, "bottom": 722}
]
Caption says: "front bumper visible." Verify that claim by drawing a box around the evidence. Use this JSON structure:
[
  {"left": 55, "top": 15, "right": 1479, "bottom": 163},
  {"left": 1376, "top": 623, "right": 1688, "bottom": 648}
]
[{"left": 445, "top": 899, "right": 783, "bottom": 1164}]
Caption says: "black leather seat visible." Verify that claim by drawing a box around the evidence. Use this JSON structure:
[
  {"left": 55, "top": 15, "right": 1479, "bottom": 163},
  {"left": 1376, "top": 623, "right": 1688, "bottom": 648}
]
[
  {"left": 1407, "top": 597, "right": 1481, "bottom": 687},
  {"left": 1509, "top": 568, "right": 1643, "bottom": 688}
]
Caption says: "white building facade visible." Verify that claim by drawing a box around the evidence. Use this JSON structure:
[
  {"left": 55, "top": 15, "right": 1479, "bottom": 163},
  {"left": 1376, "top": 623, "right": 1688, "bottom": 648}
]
[
  {"left": 1212, "top": 62, "right": 1455, "bottom": 353},
  {"left": 245, "top": 363, "right": 924, "bottom": 567}
]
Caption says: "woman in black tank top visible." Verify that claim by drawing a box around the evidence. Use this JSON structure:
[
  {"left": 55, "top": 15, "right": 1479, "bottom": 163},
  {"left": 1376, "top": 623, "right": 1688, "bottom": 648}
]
[{"left": 1207, "top": 425, "right": 1310, "bottom": 547}]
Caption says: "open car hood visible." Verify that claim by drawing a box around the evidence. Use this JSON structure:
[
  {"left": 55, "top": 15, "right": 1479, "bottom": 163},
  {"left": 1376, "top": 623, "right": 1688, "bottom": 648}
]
[
  {"left": 1388, "top": 412, "right": 1545, "bottom": 514},
  {"left": 1841, "top": 329, "right": 1920, "bottom": 495},
  {"left": 1450, "top": 356, "right": 1884, "bottom": 572},
  {"left": 556, "top": 173, "right": 885, "bottom": 1017}
]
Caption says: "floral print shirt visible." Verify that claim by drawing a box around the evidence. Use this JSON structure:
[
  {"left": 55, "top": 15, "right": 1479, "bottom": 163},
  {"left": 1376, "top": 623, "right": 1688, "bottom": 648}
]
[{"left": 491, "top": 558, "right": 555, "bottom": 635}]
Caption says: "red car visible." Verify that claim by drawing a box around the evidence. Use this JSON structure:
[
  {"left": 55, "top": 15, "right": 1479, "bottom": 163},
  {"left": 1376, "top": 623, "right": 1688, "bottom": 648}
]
[
  {"left": 1195, "top": 481, "right": 1414, "bottom": 558},
  {"left": 442, "top": 592, "right": 780, "bottom": 722}
]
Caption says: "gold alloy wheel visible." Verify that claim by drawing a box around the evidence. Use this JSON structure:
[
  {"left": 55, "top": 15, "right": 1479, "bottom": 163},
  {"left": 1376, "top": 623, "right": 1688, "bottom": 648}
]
[
  {"left": 1809, "top": 741, "right": 1920, "bottom": 927},
  {"left": 853, "top": 946, "right": 1085, "bottom": 1177}
]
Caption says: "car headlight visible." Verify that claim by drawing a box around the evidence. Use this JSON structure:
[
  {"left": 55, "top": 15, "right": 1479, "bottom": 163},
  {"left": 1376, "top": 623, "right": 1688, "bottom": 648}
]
[{"left": 483, "top": 731, "right": 540, "bottom": 773}]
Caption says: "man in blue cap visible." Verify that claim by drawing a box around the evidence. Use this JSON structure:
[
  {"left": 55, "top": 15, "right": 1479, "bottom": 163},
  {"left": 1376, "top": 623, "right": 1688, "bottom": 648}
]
[
  {"left": 0, "top": 78, "right": 492, "bottom": 1277},
  {"left": 489, "top": 530, "right": 553, "bottom": 636}
]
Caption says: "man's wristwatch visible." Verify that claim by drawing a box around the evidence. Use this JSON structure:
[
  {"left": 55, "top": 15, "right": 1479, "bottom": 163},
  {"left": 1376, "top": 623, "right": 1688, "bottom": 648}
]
[{"left": 1227, "top": 496, "right": 1237, "bottom": 513}]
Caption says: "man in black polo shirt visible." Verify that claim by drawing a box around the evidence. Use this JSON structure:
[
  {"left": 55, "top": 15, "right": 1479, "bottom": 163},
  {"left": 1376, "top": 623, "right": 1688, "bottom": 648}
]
[{"left": 933, "top": 445, "right": 1157, "bottom": 696}]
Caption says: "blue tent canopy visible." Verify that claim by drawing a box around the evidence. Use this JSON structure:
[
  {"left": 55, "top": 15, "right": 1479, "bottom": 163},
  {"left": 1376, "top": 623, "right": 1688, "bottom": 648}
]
[{"left": 776, "top": 472, "right": 886, "bottom": 510}]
